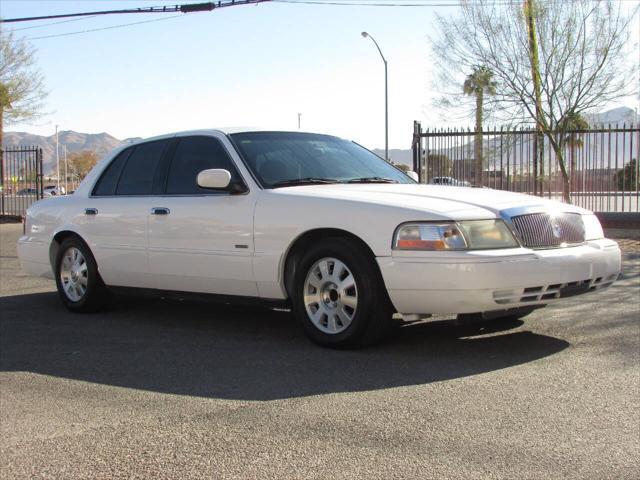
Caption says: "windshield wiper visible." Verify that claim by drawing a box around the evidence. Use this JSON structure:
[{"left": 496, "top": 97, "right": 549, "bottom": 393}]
[
  {"left": 346, "top": 177, "right": 398, "bottom": 184},
  {"left": 271, "top": 178, "right": 339, "bottom": 188}
]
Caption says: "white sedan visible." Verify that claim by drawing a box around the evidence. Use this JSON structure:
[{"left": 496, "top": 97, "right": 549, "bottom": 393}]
[{"left": 17, "top": 129, "right": 621, "bottom": 348}]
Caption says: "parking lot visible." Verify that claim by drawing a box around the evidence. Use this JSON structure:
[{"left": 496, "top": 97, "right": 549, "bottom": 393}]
[{"left": 1, "top": 222, "right": 638, "bottom": 479}]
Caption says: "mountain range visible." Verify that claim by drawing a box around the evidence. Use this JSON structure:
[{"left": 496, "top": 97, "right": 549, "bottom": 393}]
[
  {"left": 2, "top": 131, "right": 141, "bottom": 175},
  {"left": 3, "top": 107, "right": 637, "bottom": 175}
]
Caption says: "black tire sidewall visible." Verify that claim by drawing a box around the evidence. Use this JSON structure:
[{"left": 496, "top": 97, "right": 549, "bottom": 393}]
[
  {"left": 291, "top": 238, "right": 388, "bottom": 348},
  {"left": 54, "top": 237, "right": 105, "bottom": 312}
]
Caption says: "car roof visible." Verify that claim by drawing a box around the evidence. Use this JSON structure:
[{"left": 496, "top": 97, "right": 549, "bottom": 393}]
[{"left": 135, "top": 128, "right": 340, "bottom": 144}]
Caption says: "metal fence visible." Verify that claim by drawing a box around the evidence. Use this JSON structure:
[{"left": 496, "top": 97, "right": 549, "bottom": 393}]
[
  {"left": 411, "top": 122, "right": 639, "bottom": 213},
  {"left": 1, "top": 146, "right": 44, "bottom": 217}
]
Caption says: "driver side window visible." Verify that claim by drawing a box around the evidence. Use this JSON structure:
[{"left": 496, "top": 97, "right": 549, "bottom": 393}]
[{"left": 166, "top": 136, "right": 241, "bottom": 194}]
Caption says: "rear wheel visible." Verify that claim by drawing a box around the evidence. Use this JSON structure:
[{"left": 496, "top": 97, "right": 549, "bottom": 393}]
[
  {"left": 55, "top": 237, "right": 110, "bottom": 312},
  {"left": 291, "top": 237, "right": 393, "bottom": 348}
]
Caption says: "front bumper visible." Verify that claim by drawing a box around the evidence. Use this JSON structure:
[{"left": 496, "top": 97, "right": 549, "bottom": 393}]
[{"left": 377, "top": 239, "right": 621, "bottom": 315}]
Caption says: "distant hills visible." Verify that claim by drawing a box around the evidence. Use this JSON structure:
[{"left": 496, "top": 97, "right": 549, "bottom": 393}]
[
  {"left": 2, "top": 131, "right": 141, "bottom": 175},
  {"left": 3, "top": 107, "right": 637, "bottom": 175}
]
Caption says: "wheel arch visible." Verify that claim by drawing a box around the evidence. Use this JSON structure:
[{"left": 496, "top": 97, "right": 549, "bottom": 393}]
[
  {"left": 49, "top": 229, "right": 91, "bottom": 271},
  {"left": 281, "top": 228, "right": 384, "bottom": 299}
]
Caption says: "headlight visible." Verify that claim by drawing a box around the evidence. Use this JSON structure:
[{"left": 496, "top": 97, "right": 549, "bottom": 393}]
[
  {"left": 394, "top": 223, "right": 467, "bottom": 250},
  {"left": 582, "top": 214, "right": 604, "bottom": 240},
  {"left": 457, "top": 219, "right": 519, "bottom": 249},
  {"left": 394, "top": 220, "right": 518, "bottom": 251}
]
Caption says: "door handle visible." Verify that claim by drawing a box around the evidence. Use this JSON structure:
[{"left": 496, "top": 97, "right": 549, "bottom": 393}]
[
  {"left": 84, "top": 208, "right": 98, "bottom": 215},
  {"left": 150, "top": 207, "right": 170, "bottom": 215}
]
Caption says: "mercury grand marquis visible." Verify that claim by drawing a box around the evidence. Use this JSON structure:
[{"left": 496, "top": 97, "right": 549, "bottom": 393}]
[{"left": 17, "top": 129, "right": 621, "bottom": 348}]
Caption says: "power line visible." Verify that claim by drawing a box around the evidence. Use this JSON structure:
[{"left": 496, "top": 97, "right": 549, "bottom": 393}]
[
  {"left": 13, "top": 16, "right": 99, "bottom": 31},
  {"left": 272, "top": 0, "right": 624, "bottom": 5},
  {"left": 27, "top": 14, "right": 184, "bottom": 41},
  {"left": 273, "top": 0, "right": 465, "bottom": 5},
  {"left": 1, "top": 1, "right": 270, "bottom": 24}
]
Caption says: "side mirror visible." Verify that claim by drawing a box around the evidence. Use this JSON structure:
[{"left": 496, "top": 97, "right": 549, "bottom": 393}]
[
  {"left": 406, "top": 171, "right": 419, "bottom": 182},
  {"left": 197, "top": 169, "right": 232, "bottom": 189}
]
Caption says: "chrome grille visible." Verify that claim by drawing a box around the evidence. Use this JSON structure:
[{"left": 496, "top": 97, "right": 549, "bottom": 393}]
[{"left": 511, "top": 213, "right": 585, "bottom": 248}]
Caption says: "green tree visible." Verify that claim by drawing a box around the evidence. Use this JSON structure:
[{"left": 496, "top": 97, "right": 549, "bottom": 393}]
[
  {"left": 616, "top": 158, "right": 637, "bottom": 192},
  {"left": 463, "top": 66, "right": 497, "bottom": 186},
  {"left": 68, "top": 150, "right": 99, "bottom": 180},
  {"left": 431, "top": 0, "right": 635, "bottom": 202},
  {"left": 0, "top": 30, "right": 48, "bottom": 148},
  {"left": 427, "top": 153, "right": 451, "bottom": 180}
]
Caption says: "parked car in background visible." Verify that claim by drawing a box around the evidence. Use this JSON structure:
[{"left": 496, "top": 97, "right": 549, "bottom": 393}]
[
  {"left": 17, "top": 129, "right": 621, "bottom": 348},
  {"left": 429, "top": 176, "right": 471, "bottom": 187},
  {"left": 15, "top": 188, "right": 54, "bottom": 198},
  {"left": 16, "top": 187, "right": 40, "bottom": 195},
  {"left": 43, "top": 185, "right": 66, "bottom": 196}
]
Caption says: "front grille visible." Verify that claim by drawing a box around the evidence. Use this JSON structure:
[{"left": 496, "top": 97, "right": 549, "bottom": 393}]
[{"left": 511, "top": 212, "right": 585, "bottom": 248}]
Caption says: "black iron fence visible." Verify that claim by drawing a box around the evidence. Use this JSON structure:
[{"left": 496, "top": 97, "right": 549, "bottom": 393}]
[
  {"left": 0, "top": 146, "right": 44, "bottom": 217},
  {"left": 412, "top": 122, "right": 639, "bottom": 213}
]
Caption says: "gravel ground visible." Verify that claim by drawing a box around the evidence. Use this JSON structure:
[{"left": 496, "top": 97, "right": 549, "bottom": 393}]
[{"left": 1, "top": 222, "right": 638, "bottom": 479}]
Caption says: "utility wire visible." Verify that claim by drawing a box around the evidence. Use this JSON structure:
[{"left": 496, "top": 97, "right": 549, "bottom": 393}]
[
  {"left": 13, "top": 16, "right": 99, "bottom": 31},
  {"left": 272, "top": 0, "right": 496, "bottom": 5},
  {"left": 271, "top": 0, "right": 588, "bottom": 5},
  {"left": 1, "top": 0, "right": 270, "bottom": 24},
  {"left": 27, "top": 14, "right": 184, "bottom": 40}
]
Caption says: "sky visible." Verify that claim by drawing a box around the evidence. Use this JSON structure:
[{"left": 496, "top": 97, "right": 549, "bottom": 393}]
[{"left": 1, "top": 0, "right": 639, "bottom": 150}]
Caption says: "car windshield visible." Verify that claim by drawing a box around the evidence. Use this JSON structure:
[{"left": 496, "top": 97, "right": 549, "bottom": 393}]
[{"left": 229, "top": 132, "right": 414, "bottom": 188}]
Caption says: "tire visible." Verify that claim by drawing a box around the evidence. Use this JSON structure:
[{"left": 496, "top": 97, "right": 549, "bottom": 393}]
[
  {"left": 54, "top": 236, "right": 110, "bottom": 312},
  {"left": 291, "top": 237, "right": 394, "bottom": 349}
]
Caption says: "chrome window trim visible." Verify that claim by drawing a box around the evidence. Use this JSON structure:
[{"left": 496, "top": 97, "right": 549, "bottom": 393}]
[
  {"left": 88, "top": 133, "right": 252, "bottom": 199},
  {"left": 88, "top": 191, "right": 249, "bottom": 199}
]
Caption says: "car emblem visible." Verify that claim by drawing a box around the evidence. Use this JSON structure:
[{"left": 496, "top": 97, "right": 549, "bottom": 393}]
[{"left": 551, "top": 217, "right": 562, "bottom": 238}]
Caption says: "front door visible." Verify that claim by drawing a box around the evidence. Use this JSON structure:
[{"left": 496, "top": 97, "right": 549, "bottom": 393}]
[{"left": 147, "top": 134, "right": 258, "bottom": 296}]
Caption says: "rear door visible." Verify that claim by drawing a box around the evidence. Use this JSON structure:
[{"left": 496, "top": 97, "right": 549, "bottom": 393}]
[
  {"left": 79, "top": 139, "right": 170, "bottom": 287},
  {"left": 146, "top": 134, "right": 259, "bottom": 296}
]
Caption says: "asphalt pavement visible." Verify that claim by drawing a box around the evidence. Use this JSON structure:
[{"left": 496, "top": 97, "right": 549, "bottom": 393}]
[{"left": 1, "top": 222, "right": 638, "bottom": 479}]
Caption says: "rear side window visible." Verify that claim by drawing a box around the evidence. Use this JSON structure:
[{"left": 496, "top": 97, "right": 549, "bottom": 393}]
[
  {"left": 165, "top": 136, "right": 240, "bottom": 194},
  {"left": 116, "top": 140, "right": 168, "bottom": 195},
  {"left": 92, "top": 149, "right": 131, "bottom": 196}
]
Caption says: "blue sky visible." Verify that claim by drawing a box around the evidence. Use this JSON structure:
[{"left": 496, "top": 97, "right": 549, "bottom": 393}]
[{"left": 1, "top": 0, "right": 638, "bottom": 150}]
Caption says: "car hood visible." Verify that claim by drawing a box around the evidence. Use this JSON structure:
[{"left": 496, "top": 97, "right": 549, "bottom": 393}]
[{"left": 270, "top": 184, "right": 588, "bottom": 219}]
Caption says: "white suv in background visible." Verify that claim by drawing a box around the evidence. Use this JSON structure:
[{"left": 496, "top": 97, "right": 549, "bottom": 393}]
[
  {"left": 429, "top": 176, "right": 471, "bottom": 187},
  {"left": 43, "top": 185, "right": 66, "bottom": 196}
]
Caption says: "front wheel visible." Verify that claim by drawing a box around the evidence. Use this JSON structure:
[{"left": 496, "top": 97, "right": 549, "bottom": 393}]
[
  {"left": 291, "top": 237, "right": 393, "bottom": 349},
  {"left": 55, "top": 236, "right": 110, "bottom": 312}
]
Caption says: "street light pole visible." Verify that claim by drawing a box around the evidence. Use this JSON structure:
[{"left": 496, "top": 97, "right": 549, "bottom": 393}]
[
  {"left": 64, "top": 146, "right": 68, "bottom": 194},
  {"left": 361, "top": 31, "right": 388, "bottom": 161},
  {"left": 55, "top": 125, "right": 60, "bottom": 192}
]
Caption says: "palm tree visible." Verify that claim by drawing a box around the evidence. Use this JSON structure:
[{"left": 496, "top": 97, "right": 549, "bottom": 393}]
[
  {"left": 463, "top": 66, "right": 497, "bottom": 186},
  {"left": 560, "top": 111, "right": 589, "bottom": 195}
]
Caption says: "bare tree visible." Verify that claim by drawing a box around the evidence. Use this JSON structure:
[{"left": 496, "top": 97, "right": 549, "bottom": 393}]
[
  {"left": 431, "top": 0, "right": 637, "bottom": 201},
  {"left": 0, "top": 29, "right": 48, "bottom": 148}
]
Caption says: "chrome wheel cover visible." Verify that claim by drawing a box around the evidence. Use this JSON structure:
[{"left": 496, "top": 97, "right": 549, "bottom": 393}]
[
  {"left": 303, "top": 257, "right": 358, "bottom": 334},
  {"left": 59, "top": 247, "right": 88, "bottom": 302}
]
